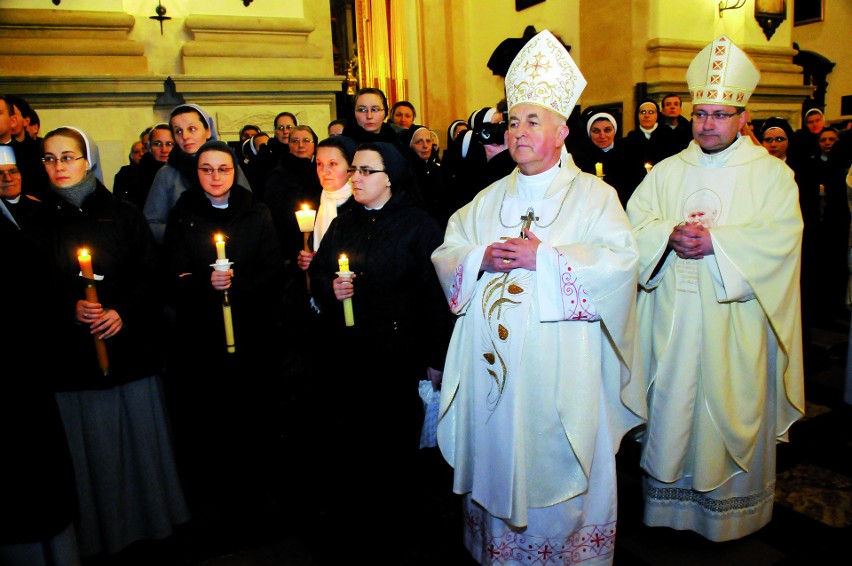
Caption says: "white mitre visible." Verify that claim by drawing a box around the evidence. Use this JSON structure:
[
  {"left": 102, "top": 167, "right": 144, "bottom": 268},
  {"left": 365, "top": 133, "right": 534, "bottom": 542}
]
[
  {"left": 504, "top": 29, "right": 586, "bottom": 120},
  {"left": 687, "top": 35, "right": 760, "bottom": 107}
]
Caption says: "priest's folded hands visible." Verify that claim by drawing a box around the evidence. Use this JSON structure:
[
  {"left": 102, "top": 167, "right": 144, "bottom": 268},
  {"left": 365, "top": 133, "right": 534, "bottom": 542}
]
[
  {"left": 668, "top": 222, "right": 714, "bottom": 259},
  {"left": 482, "top": 229, "right": 541, "bottom": 272}
]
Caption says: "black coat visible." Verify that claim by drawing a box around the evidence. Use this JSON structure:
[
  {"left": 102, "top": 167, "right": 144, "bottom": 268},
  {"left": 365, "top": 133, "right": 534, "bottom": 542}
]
[
  {"left": 0, "top": 205, "right": 76, "bottom": 545},
  {"left": 164, "top": 184, "right": 286, "bottom": 365},
  {"left": 622, "top": 128, "right": 669, "bottom": 200},
  {"left": 573, "top": 139, "right": 634, "bottom": 207},
  {"left": 113, "top": 152, "right": 165, "bottom": 210},
  {"left": 341, "top": 120, "right": 402, "bottom": 147},
  {"left": 307, "top": 188, "right": 454, "bottom": 545},
  {"left": 263, "top": 152, "right": 322, "bottom": 267},
  {"left": 309, "top": 189, "right": 452, "bottom": 373},
  {"left": 657, "top": 117, "right": 694, "bottom": 160},
  {"left": 34, "top": 182, "right": 165, "bottom": 391}
]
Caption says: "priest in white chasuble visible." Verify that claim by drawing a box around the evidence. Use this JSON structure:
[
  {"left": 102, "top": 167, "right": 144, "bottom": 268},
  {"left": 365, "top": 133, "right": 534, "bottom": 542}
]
[
  {"left": 432, "top": 29, "right": 647, "bottom": 566},
  {"left": 626, "top": 36, "right": 805, "bottom": 542}
]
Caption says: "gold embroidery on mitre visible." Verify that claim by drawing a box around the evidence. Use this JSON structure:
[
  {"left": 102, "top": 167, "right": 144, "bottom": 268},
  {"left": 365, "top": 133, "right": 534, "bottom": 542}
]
[{"left": 504, "top": 29, "right": 587, "bottom": 120}]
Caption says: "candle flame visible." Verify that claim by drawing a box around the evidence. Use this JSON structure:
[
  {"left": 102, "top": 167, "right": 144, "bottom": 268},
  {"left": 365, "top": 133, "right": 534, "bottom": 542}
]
[
  {"left": 301, "top": 203, "right": 310, "bottom": 211},
  {"left": 215, "top": 233, "right": 223, "bottom": 244},
  {"left": 78, "top": 248, "right": 90, "bottom": 258},
  {"left": 339, "top": 254, "right": 347, "bottom": 261}
]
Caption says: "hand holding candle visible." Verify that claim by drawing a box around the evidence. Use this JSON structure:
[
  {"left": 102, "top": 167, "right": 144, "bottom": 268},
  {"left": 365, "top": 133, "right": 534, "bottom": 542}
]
[
  {"left": 212, "top": 234, "right": 236, "bottom": 353},
  {"left": 337, "top": 254, "right": 355, "bottom": 327},
  {"left": 295, "top": 204, "right": 316, "bottom": 292},
  {"left": 77, "top": 248, "right": 110, "bottom": 375}
]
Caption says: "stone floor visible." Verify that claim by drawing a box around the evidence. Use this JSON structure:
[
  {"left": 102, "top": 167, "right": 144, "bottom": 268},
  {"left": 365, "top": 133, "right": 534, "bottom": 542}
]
[{"left": 82, "top": 318, "right": 852, "bottom": 566}]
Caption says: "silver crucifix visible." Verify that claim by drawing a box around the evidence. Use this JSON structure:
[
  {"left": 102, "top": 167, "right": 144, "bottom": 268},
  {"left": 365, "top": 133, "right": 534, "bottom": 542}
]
[{"left": 519, "top": 207, "right": 538, "bottom": 239}]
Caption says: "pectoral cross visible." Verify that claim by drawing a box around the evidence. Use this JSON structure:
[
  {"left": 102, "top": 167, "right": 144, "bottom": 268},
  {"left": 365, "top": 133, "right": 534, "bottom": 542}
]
[{"left": 519, "top": 207, "right": 538, "bottom": 239}]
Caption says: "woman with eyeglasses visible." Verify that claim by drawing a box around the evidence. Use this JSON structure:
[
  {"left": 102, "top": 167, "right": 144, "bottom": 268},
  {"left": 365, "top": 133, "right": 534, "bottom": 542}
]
[
  {"left": 307, "top": 141, "right": 452, "bottom": 561},
  {"left": 34, "top": 127, "right": 189, "bottom": 558},
  {"left": 143, "top": 104, "right": 252, "bottom": 244},
  {"left": 114, "top": 123, "right": 175, "bottom": 209},
  {"left": 341, "top": 87, "right": 403, "bottom": 145},
  {"left": 622, "top": 100, "right": 671, "bottom": 204},
  {"left": 162, "top": 140, "right": 286, "bottom": 522}
]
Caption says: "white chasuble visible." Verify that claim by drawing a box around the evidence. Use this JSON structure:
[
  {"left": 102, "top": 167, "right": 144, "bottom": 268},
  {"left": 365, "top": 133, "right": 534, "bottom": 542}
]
[
  {"left": 628, "top": 136, "right": 805, "bottom": 495},
  {"left": 432, "top": 152, "right": 646, "bottom": 531}
]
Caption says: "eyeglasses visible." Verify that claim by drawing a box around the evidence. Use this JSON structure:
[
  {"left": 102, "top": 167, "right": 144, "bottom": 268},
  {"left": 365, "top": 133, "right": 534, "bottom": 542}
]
[
  {"left": 198, "top": 167, "right": 235, "bottom": 176},
  {"left": 290, "top": 138, "right": 314, "bottom": 145},
  {"left": 347, "top": 167, "right": 386, "bottom": 176},
  {"left": 355, "top": 106, "right": 385, "bottom": 115},
  {"left": 0, "top": 168, "right": 21, "bottom": 178},
  {"left": 691, "top": 111, "right": 740, "bottom": 122},
  {"left": 41, "top": 155, "right": 85, "bottom": 165},
  {"left": 762, "top": 136, "right": 788, "bottom": 143},
  {"left": 152, "top": 141, "right": 175, "bottom": 148},
  {"left": 276, "top": 124, "right": 294, "bottom": 131},
  {"left": 639, "top": 109, "right": 657, "bottom": 115}
]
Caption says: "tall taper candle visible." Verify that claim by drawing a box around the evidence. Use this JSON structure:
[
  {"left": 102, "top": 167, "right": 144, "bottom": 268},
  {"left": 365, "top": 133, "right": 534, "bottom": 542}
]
[
  {"left": 77, "top": 248, "right": 110, "bottom": 375},
  {"left": 338, "top": 254, "right": 354, "bottom": 327},
  {"left": 222, "top": 290, "right": 236, "bottom": 354}
]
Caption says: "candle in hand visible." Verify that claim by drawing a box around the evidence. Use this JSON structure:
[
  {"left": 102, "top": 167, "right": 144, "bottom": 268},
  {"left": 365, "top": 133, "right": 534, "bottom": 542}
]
[
  {"left": 595, "top": 162, "right": 604, "bottom": 177},
  {"left": 338, "top": 254, "right": 354, "bottom": 326},
  {"left": 77, "top": 248, "right": 109, "bottom": 375},
  {"left": 215, "top": 233, "right": 227, "bottom": 261},
  {"left": 644, "top": 162, "right": 652, "bottom": 174},
  {"left": 295, "top": 204, "right": 317, "bottom": 233}
]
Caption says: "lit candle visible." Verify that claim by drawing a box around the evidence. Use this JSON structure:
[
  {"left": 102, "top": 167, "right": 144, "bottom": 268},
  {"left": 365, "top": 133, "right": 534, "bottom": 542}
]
[
  {"left": 644, "top": 162, "right": 652, "bottom": 174},
  {"left": 215, "top": 233, "right": 226, "bottom": 261},
  {"left": 222, "top": 291, "right": 235, "bottom": 354},
  {"left": 338, "top": 254, "right": 354, "bottom": 327},
  {"left": 595, "top": 162, "right": 604, "bottom": 177},
  {"left": 78, "top": 248, "right": 94, "bottom": 280},
  {"left": 295, "top": 204, "right": 317, "bottom": 233},
  {"left": 77, "top": 248, "right": 109, "bottom": 375}
]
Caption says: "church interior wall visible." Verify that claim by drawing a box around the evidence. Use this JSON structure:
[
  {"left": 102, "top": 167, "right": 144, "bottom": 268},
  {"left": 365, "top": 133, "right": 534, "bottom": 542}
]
[
  {"left": 1, "top": 0, "right": 849, "bottom": 183},
  {"left": 0, "top": 0, "right": 338, "bottom": 186}
]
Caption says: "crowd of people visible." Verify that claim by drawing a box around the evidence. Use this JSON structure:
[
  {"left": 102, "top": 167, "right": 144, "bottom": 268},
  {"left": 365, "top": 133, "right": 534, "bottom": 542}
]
[{"left": 2, "top": 29, "right": 852, "bottom": 566}]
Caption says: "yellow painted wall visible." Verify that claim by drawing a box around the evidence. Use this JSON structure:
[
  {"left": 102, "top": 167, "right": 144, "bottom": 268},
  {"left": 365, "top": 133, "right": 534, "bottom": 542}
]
[
  {"left": 417, "top": 0, "right": 580, "bottom": 142},
  {"left": 792, "top": 1, "right": 852, "bottom": 121}
]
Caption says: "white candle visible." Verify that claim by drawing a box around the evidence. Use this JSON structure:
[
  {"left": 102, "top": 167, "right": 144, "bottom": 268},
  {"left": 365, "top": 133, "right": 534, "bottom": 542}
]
[
  {"left": 338, "top": 254, "right": 354, "bottom": 326},
  {"left": 295, "top": 204, "right": 316, "bottom": 233},
  {"left": 215, "top": 233, "right": 226, "bottom": 261}
]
